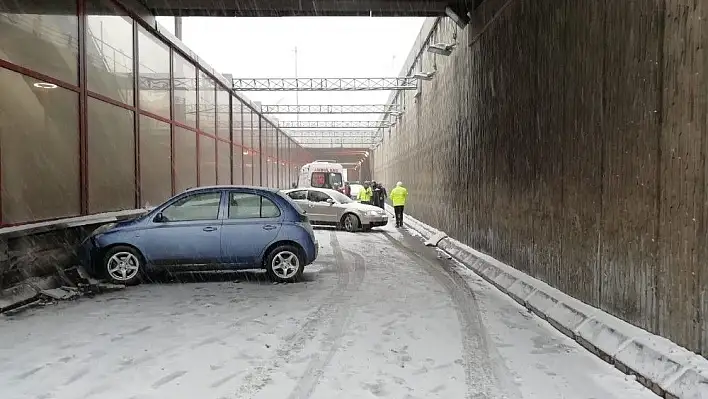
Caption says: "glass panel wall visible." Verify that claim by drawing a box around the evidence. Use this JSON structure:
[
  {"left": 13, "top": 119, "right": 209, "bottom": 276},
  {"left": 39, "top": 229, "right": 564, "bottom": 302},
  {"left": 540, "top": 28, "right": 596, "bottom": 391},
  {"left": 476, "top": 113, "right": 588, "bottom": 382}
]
[
  {"left": 86, "top": 0, "right": 133, "bottom": 105},
  {"left": 87, "top": 97, "right": 135, "bottom": 213},
  {"left": 217, "top": 87, "right": 230, "bottom": 140},
  {"left": 174, "top": 127, "right": 196, "bottom": 192},
  {"left": 139, "top": 115, "right": 171, "bottom": 206},
  {"left": 245, "top": 107, "right": 255, "bottom": 151},
  {"left": 232, "top": 98, "right": 243, "bottom": 185},
  {"left": 232, "top": 98, "right": 242, "bottom": 146},
  {"left": 243, "top": 151, "right": 253, "bottom": 185},
  {"left": 0, "top": 0, "right": 304, "bottom": 225},
  {"left": 173, "top": 53, "right": 197, "bottom": 127},
  {"left": 253, "top": 152, "right": 261, "bottom": 186},
  {"left": 198, "top": 70, "right": 216, "bottom": 135},
  {"left": 199, "top": 135, "right": 216, "bottom": 186},
  {"left": 0, "top": 1, "right": 79, "bottom": 84},
  {"left": 0, "top": 68, "right": 80, "bottom": 224},
  {"left": 217, "top": 141, "right": 231, "bottom": 184},
  {"left": 137, "top": 26, "right": 170, "bottom": 118}
]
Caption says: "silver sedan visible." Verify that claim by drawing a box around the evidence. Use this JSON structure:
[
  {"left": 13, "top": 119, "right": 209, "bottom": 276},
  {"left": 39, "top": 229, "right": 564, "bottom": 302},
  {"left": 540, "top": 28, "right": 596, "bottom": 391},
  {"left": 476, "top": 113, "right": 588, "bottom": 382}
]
[{"left": 282, "top": 187, "right": 388, "bottom": 232}]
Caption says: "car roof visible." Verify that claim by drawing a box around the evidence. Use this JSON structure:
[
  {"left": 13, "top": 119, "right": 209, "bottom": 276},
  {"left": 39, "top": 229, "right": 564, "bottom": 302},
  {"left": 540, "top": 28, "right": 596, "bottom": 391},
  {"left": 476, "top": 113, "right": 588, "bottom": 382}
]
[{"left": 183, "top": 185, "right": 279, "bottom": 193}]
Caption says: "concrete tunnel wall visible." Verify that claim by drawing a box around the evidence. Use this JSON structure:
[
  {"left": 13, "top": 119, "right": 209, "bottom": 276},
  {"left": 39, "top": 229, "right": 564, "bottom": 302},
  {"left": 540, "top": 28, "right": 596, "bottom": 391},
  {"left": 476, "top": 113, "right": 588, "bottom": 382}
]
[{"left": 373, "top": 0, "right": 708, "bottom": 356}]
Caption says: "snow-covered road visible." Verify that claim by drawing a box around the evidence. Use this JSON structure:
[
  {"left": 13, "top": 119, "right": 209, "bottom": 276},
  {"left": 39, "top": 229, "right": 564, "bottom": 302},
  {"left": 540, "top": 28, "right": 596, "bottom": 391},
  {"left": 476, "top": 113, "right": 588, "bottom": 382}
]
[{"left": 1, "top": 224, "right": 657, "bottom": 399}]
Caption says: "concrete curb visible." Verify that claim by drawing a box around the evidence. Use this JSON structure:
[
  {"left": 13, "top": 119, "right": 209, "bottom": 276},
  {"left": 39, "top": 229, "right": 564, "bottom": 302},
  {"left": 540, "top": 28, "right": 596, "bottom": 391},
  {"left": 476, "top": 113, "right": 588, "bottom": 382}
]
[{"left": 385, "top": 205, "right": 708, "bottom": 399}]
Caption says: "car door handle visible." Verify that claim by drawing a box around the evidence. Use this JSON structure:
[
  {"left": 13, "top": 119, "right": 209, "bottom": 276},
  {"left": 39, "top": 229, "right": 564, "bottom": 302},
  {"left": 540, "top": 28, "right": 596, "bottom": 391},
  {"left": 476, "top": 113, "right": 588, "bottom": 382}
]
[
  {"left": 203, "top": 226, "right": 218, "bottom": 232},
  {"left": 263, "top": 225, "right": 278, "bottom": 231}
]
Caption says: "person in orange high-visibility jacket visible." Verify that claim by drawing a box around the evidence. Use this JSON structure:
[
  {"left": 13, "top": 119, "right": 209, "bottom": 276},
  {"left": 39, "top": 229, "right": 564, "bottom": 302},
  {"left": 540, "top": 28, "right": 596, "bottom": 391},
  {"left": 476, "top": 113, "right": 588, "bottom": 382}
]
[{"left": 390, "top": 181, "right": 408, "bottom": 227}]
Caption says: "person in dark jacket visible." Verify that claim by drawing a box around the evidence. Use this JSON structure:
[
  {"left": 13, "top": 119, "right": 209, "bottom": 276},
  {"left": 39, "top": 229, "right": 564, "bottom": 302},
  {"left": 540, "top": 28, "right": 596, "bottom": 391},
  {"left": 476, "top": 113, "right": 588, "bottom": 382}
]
[
  {"left": 374, "top": 182, "right": 386, "bottom": 209},
  {"left": 372, "top": 181, "right": 381, "bottom": 208}
]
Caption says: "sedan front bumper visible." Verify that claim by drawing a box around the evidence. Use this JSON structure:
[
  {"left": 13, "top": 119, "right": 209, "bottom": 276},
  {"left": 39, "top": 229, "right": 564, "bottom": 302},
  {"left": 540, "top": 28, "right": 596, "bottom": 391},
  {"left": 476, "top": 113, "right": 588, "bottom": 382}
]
[{"left": 362, "top": 214, "right": 389, "bottom": 227}]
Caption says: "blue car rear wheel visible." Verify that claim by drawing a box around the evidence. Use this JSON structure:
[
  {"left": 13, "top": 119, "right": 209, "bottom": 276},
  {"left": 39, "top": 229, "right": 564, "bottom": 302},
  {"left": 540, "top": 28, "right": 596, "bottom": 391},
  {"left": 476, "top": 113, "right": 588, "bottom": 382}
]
[{"left": 265, "top": 245, "right": 304, "bottom": 283}]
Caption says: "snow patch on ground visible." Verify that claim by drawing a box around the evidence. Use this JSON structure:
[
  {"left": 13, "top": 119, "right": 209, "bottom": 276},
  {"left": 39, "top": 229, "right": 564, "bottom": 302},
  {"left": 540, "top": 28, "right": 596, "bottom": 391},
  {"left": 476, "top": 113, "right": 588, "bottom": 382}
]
[{"left": 0, "top": 222, "right": 665, "bottom": 399}]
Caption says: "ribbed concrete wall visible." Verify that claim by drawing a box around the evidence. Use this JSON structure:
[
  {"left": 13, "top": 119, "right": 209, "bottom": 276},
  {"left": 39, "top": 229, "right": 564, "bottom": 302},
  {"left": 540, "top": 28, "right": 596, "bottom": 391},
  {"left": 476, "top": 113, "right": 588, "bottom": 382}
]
[{"left": 373, "top": 0, "right": 708, "bottom": 356}]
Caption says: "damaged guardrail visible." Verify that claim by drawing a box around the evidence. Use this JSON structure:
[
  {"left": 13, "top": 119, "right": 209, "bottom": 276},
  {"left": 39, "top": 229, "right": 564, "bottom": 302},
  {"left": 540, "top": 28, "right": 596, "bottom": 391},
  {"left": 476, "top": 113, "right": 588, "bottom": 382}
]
[
  {"left": 384, "top": 204, "right": 708, "bottom": 399},
  {"left": 0, "top": 209, "right": 148, "bottom": 314}
]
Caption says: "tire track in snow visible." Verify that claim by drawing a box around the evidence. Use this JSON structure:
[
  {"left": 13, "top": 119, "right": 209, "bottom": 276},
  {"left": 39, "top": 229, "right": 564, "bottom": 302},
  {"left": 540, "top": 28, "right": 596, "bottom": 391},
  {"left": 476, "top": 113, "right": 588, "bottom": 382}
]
[
  {"left": 382, "top": 232, "right": 520, "bottom": 399},
  {"left": 285, "top": 244, "right": 366, "bottom": 399},
  {"left": 233, "top": 230, "right": 362, "bottom": 399}
]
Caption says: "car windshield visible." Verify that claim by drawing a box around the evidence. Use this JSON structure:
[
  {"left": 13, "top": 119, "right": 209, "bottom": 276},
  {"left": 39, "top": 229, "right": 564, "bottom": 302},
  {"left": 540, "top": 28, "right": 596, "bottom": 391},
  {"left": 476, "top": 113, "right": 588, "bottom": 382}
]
[
  {"left": 329, "top": 190, "right": 353, "bottom": 204},
  {"left": 311, "top": 172, "right": 343, "bottom": 189}
]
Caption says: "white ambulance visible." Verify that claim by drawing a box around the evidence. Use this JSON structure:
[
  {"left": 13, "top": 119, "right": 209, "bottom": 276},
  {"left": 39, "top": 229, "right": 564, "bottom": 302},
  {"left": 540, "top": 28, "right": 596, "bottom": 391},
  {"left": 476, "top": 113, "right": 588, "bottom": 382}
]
[{"left": 298, "top": 160, "right": 344, "bottom": 190}]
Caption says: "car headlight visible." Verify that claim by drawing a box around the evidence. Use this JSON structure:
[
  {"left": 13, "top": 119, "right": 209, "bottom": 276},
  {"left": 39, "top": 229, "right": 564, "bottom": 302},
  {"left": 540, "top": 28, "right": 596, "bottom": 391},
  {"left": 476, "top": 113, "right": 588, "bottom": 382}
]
[{"left": 366, "top": 210, "right": 380, "bottom": 216}]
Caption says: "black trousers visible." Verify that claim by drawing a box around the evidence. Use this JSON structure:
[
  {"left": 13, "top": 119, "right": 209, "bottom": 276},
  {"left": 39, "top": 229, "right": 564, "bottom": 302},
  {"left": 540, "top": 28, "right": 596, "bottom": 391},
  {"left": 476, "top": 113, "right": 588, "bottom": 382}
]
[{"left": 394, "top": 205, "right": 404, "bottom": 226}]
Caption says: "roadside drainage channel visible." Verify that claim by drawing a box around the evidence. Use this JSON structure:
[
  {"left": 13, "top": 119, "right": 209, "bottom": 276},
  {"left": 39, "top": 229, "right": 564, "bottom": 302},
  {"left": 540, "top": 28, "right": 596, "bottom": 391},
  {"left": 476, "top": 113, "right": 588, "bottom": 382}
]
[{"left": 383, "top": 204, "right": 708, "bottom": 399}]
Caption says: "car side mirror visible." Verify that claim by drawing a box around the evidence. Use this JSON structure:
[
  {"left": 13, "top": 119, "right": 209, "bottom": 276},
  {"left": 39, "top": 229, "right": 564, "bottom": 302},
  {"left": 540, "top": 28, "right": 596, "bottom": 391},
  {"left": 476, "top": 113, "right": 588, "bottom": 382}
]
[
  {"left": 326, "top": 198, "right": 335, "bottom": 205},
  {"left": 153, "top": 212, "right": 167, "bottom": 223}
]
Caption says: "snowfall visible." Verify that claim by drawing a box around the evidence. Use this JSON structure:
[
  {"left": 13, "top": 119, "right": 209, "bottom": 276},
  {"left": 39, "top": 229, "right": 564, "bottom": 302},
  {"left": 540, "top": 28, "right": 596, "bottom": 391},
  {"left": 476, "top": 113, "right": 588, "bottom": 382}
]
[{"left": 0, "top": 223, "right": 658, "bottom": 399}]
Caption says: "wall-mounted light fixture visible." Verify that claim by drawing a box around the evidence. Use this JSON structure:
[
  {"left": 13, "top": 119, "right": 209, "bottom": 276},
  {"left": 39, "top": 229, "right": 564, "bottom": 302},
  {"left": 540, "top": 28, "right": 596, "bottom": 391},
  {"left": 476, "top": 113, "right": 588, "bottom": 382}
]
[
  {"left": 427, "top": 42, "right": 457, "bottom": 56},
  {"left": 411, "top": 71, "right": 436, "bottom": 81}
]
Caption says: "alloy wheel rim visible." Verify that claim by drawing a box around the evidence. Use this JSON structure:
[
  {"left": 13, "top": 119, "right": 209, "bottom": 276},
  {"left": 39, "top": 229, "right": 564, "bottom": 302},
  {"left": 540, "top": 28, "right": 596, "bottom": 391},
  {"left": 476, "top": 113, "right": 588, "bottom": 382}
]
[
  {"left": 107, "top": 252, "right": 140, "bottom": 281},
  {"left": 272, "top": 251, "right": 300, "bottom": 279}
]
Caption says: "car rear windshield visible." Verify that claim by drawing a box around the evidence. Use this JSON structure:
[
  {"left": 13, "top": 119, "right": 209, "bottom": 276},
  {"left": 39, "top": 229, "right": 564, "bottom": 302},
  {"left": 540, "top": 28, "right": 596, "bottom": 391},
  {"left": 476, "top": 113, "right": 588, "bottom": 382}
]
[{"left": 277, "top": 190, "right": 306, "bottom": 215}]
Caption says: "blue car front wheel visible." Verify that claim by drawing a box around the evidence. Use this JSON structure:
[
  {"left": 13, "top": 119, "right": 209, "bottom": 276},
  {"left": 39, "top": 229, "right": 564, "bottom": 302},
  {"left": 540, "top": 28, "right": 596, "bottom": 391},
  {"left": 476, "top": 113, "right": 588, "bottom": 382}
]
[{"left": 103, "top": 246, "right": 144, "bottom": 286}]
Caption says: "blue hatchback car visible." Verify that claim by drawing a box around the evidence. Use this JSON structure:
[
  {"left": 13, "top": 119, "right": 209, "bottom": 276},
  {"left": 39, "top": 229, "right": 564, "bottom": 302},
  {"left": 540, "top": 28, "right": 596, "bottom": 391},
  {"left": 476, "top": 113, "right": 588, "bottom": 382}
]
[{"left": 79, "top": 186, "right": 318, "bottom": 285}]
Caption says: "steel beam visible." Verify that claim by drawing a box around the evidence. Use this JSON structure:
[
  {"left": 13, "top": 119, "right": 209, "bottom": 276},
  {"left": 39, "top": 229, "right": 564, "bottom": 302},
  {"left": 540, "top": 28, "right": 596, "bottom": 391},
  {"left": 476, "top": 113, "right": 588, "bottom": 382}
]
[
  {"left": 232, "top": 78, "right": 418, "bottom": 91},
  {"left": 278, "top": 121, "right": 390, "bottom": 129},
  {"left": 261, "top": 104, "right": 401, "bottom": 114}
]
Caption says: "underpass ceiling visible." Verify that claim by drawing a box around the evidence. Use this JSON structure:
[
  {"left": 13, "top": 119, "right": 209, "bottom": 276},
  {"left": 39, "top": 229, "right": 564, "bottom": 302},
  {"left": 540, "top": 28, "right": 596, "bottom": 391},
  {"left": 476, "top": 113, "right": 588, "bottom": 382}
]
[{"left": 137, "top": 0, "right": 469, "bottom": 17}]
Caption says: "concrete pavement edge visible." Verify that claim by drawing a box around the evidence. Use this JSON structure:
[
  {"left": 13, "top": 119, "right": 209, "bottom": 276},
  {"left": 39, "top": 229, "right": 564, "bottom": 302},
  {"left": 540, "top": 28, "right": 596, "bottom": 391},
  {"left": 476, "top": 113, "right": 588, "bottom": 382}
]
[{"left": 384, "top": 204, "right": 708, "bottom": 399}]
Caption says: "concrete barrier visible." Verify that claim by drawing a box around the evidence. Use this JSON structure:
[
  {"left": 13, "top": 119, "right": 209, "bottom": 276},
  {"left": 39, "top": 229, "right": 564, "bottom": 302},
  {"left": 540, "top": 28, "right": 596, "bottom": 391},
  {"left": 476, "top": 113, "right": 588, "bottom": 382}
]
[
  {"left": 0, "top": 210, "right": 148, "bottom": 312},
  {"left": 385, "top": 204, "right": 708, "bottom": 399}
]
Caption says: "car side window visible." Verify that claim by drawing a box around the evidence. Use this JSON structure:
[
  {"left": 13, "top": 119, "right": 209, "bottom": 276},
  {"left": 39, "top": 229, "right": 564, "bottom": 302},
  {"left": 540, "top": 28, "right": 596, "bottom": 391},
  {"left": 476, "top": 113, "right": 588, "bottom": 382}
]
[
  {"left": 161, "top": 192, "right": 222, "bottom": 221},
  {"left": 229, "top": 192, "right": 281, "bottom": 219},
  {"left": 308, "top": 190, "right": 331, "bottom": 203},
  {"left": 287, "top": 190, "right": 307, "bottom": 200}
]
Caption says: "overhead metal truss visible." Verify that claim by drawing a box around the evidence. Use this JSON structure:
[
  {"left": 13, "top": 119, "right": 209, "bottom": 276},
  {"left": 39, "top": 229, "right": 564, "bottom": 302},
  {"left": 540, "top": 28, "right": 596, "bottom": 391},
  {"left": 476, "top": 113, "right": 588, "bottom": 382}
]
[
  {"left": 278, "top": 121, "right": 390, "bottom": 129},
  {"left": 287, "top": 130, "right": 379, "bottom": 138},
  {"left": 140, "top": 76, "right": 193, "bottom": 91},
  {"left": 261, "top": 104, "right": 401, "bottom": 114},
  {"left": 286, "top": 130, "right": 379, "bottom": 148},
  {"left": 232, "top": 78, "right": 418, "bottom": 91}
]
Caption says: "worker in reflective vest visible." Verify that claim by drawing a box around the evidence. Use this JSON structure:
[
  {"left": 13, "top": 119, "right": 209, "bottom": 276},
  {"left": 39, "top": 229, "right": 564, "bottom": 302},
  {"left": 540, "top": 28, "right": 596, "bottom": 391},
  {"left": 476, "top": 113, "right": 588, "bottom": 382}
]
[
  {"left": 390, "top": 181, "right": 408, "bottom": 228},
  {"left": 358, "top": 181, "right": 373, "bottom": 204}
]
